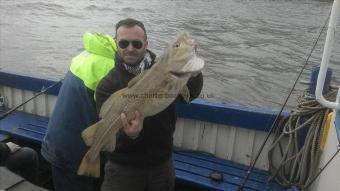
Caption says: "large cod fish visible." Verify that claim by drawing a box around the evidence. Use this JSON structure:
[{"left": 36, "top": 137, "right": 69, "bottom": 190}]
[{"left": 77, "top": 32, "right": 204, "bottom": 177}]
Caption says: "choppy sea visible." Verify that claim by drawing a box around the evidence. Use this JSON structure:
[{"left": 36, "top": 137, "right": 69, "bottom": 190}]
[{"left": 1, "top": 0, "right": 339, "bottom": 110}]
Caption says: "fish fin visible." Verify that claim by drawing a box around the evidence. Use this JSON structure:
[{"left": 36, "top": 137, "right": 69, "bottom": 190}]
[
  {"left": 82, "top": 120, "right": 103, "bottom": 146},
  {"left": 102, "top": 133, "right": 117, "bottom": 152},
  {"left": 127, "top": 70, "right": 147, "bottom": 88},
  {"left": 99, "top": 88, "right": 125, "bottom": 118},
  {"left": 77, "top": 151, "right": 101, "bottom": 178},
  {"left": 180, "top": 85, "right": 190, "bottom": 103}
]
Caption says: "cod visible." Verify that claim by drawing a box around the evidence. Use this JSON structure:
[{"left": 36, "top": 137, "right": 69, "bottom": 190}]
[{"left": 78, "top": 32, "right": 204, "bottom": 177}]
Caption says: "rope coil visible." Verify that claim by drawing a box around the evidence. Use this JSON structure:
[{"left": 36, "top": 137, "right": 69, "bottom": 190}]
[{"left": 268, "top": 87, "right": 337, "bottom": 190}]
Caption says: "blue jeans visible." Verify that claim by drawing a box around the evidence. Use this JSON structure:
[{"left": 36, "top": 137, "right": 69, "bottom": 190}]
[
  {"left": 1, "top": 147, "right": 39, "bottom": 183},
  {"left": 51, "top": 165, "right": 101, "bottom": 191}
]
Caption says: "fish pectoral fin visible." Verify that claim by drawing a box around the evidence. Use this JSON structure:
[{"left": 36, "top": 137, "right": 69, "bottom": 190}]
[
  {"left": 102, "top": 132, "right": 117, "bottom": 152},
  {"left": 127, "top": 70, "right": 147, "bottom": 88},
  {"left": 99, "top": 88, "right": 125, "bottom": 118},
  {"left": 180, "top": 85, "right": 190, "bottom": 103},
  {"left": 82, "top": 120, "right": 103, "bottom": 146}
]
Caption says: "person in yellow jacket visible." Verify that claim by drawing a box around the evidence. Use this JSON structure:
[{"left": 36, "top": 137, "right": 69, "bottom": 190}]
[{"left": 41, "top": 32, "right": 116, "bottom": 191}]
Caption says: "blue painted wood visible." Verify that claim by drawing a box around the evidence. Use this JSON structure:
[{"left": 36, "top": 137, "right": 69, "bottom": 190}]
[
  {"left": 0, "top": 71, "right": 61, "bottom": 96},
  {"left": 176, "top": 170, "right": 241, "bottom": 191},
  {"left": 0, "top": 132, "right": 9, "bottom": 141},
  {"left": 0, "top": 109, "right": 10, "bottom": 141},
  {"left": 174, "top": 151, "right": 285, "bottom": 191},
  {"left": 175, "top": 154, "right": 267, "bottom": 183},
  {"left": 309, "top": 66, "right": 332, "bottom": 95},
  {"left": 176, "top": 99, "right": 289, "bottom": 131},
  {"left": 175, "top": 161, "right": 265, "bottom": 190},
  {"left": 175, "top": 150, "right": 267, "bottom": 176},
  {"left": 0, "top": 107, "right": 48, "bottom": 143}
]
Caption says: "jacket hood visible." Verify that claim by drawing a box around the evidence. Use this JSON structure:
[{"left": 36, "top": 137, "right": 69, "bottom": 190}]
[{"left": 83, "top": 32, "right": 117, "bottom": 59}]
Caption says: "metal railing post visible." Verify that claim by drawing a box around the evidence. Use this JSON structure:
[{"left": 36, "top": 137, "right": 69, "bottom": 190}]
[{"left": 315, "top": 0, "right": 340, "bottom": 109}]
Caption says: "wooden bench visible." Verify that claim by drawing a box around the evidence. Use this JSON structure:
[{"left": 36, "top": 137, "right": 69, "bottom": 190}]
[
  {"left": 0, "top": 107, "right": 287, "bottom": 191},
  {"left": 174, "top": 150, "right": 286, "bottom": 191},
  {"left": 0, "top": 107, "right": 48, "bottom": 143}
]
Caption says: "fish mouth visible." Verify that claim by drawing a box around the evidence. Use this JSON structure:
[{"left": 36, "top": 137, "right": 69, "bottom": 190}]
[
  {"left": 170, "top": 71, "right": 191, "bottom": 79},
  {"left": 169, "top": 55, "right": 204, "bottom": 79},
  {"left": 181, "top": 55, "right": 205, "bottom": 73}
]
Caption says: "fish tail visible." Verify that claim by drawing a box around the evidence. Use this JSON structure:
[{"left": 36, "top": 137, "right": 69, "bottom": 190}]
[{"left": 77, "top": 150, "right": 100, "bottom": 178}]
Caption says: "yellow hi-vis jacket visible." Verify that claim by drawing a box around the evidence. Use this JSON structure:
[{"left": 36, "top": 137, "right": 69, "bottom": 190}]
[{"left": 70, "top": 32, "right": 117, "bottom": 91}]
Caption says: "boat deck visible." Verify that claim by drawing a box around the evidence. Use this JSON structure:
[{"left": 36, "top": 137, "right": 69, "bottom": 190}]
[
  {"left": 0, "top": 107, "right": 288, "bottom": 191},
  {"left": 0, "top": 167, "right": 48, "bottom": 191}
]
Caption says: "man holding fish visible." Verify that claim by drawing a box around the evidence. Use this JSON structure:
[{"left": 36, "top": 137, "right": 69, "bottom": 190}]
[
  {"left": 42, "top": 17, "right": 203, "bottom": 191},
  {"left": 81, "top": 18, "right": 204, "bottom": 190}
]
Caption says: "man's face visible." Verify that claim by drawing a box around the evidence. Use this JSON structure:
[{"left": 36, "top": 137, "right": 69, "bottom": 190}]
[{"left": 116, "top": 25, "right": 148, "bottom": 65}]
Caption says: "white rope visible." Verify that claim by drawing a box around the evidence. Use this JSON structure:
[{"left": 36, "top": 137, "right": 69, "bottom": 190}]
[{"left": 268, "top": 87, "right": 337, "bottom": 190}]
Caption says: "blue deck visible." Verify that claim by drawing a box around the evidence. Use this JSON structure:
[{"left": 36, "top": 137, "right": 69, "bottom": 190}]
[{"left": 0, "top": 107, "right": 287, "bottom": 191}]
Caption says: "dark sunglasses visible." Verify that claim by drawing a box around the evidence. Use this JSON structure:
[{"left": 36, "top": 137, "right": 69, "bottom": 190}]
[{"left": 118, "top": 39, "right": 143, "bottom": 49}]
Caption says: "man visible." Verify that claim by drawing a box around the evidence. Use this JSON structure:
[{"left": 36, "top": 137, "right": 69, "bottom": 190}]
[
  {"left": 41, "top": 31, "right": 117, "bottom": 190},
  {"left": 0, "top": 141, "right": 38, "bottom": 183},
  {"left": 96, "top": 19, "right": 203, "bottom": 191}
]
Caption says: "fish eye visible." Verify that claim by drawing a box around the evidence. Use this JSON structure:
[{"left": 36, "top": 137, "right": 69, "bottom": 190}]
[{"left": 173, "top": 43, "right": 180, "bottom": 48}]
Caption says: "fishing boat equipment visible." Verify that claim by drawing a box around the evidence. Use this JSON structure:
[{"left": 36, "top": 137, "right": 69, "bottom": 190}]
[
  {"left": 0, "top": 78, "right": 63, "bottom": 121},
  {"left": 307, "top": 0, "right": 340, "bottom": 189},
  {"left": 304, "top": 146, "right": 340, "bottom": 190},
  {"left": 237, "top": 9, "right": 332, "bottom": 191},
  {"left": 268, "top": 87, "right": 337, "bottom": 189},
  {"left": 315, "top": 0, "right": 340, "bottom": 110},
  {"left": 239, "top": 0, "right": 340, "bottom": 191}
]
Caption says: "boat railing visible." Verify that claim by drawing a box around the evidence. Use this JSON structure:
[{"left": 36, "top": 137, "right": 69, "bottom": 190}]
[{"left": 315, "top": 0, "right": 340, "bottom": 110}]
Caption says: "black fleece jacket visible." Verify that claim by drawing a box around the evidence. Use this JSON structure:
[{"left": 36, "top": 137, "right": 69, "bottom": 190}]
[{"left": 96, "top": 50, "right": 203, "bottom": 166}]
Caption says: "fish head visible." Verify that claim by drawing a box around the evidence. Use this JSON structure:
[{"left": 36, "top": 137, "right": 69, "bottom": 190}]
[{"left": 160, "top": 32, "right": 204, "bottom": 78}]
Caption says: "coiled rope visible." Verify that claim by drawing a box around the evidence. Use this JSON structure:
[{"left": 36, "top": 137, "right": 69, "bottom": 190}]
[{"left": 268, "top": 86, "right": 337, "bottom": 190}]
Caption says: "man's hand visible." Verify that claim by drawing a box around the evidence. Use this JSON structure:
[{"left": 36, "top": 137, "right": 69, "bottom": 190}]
[
  {"left": 6, "top": 142, "right": 21, "bottom": 153},
  {"left": 120, "top": 111, "right": 143, "bottom": 139}
]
